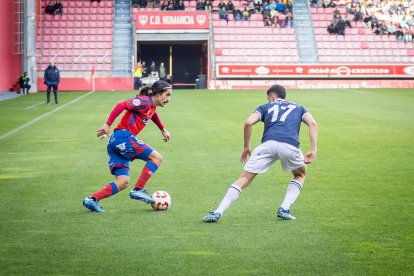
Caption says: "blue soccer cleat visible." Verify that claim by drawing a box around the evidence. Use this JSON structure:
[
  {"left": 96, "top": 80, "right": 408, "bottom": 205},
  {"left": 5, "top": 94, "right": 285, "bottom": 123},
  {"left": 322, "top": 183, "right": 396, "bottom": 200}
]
[
  {"left": 129, "top": 189, "right": 155, "bottom": 204},
  {"left": 277, "top": 207, "right": 296, "bottom": 220},
  {"left": 202, "top": 212, "right": 221, "bottom": 223},
  {"left": 83, "top": 197, "right": 105, "bottom": 213}
]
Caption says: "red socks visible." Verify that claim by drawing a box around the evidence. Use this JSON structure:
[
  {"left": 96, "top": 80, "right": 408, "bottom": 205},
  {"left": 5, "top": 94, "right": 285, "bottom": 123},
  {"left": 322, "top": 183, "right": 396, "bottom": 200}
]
[
  {"left": 134, "top": 161, "right": 159, "bottom": 190},
  {"left": 92, "top": 182, "right": 118, "bottom": 200}
]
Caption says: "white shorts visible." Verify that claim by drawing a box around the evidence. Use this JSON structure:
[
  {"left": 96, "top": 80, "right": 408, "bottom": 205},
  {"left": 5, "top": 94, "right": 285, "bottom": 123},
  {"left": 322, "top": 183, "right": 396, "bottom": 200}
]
[{"left": 244, "top": 140, "right": 305, "bottom": 173}]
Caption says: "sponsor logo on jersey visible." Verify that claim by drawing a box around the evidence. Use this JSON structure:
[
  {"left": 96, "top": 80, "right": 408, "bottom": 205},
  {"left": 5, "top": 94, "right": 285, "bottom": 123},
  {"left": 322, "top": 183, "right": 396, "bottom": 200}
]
[
  {"left": 132, "top": 99, "right": 141, "bottom": 106},
  {"left": 137, "top": 139, "right": 145, "bottom": 145},
  {"left": 142, "top": 118, "right": 148, "bottom": 124}
]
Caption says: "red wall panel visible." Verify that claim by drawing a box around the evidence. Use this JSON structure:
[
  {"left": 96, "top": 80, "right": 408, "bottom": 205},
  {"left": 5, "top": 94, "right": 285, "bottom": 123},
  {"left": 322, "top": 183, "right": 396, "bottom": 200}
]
[{"left": 0, "top": 1, "right": 21, "bottom": 91}]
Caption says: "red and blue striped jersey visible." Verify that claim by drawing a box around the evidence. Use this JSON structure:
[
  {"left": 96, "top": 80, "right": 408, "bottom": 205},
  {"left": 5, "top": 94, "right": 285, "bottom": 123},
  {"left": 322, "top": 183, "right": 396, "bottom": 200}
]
[{"left": 114, "top": 96, "right": 156, "bottom": 136}]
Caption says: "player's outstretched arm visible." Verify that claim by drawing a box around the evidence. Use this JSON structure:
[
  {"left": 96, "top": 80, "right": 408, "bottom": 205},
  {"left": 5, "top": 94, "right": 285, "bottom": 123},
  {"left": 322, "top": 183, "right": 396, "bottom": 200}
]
[
  {"left": 241, "top": 112, "right": 260, "bottom": 163},
  {"left": 303, "top": 113, "right": 318, "bottom": 164},
  {"left": 97, "top": 102, "right": 127, "bottom": 138},
  {"left": 151, "top": 112, "right": 170, "bottom": 142}
]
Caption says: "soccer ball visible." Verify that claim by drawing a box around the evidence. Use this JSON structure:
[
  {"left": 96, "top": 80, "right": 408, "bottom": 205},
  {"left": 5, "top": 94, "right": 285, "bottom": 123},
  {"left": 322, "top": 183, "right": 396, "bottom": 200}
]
[{"left": 151, "top": 191, "right": 171, "bottom": 211}]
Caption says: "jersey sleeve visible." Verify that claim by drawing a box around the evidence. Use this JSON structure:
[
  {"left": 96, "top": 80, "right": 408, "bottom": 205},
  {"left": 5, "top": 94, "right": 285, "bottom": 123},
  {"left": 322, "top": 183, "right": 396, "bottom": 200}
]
[
  {"left": 300, "top": 106, "right": 310, "bottom": 121},
  {"left": 255, "top": 105, "right": 265, "bottom": 122},
  {"left": 124, "top": 98, "right": 148, "bottom": 112}
]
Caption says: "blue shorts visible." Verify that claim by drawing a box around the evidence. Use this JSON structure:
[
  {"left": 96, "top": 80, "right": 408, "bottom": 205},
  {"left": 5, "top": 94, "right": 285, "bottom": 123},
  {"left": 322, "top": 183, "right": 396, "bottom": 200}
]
[{"left": 107, "top": 129, "right": 154, "bottom": 176}]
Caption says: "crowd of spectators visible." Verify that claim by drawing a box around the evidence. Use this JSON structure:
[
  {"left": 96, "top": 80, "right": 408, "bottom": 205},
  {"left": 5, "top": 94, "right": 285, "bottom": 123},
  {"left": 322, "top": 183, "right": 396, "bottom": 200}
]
[
  {"left": 314, "top": 0, "right": 414, "bottom": 42},
  {"left": 216, "top": 0, "right": 294, "bottom": 26}
]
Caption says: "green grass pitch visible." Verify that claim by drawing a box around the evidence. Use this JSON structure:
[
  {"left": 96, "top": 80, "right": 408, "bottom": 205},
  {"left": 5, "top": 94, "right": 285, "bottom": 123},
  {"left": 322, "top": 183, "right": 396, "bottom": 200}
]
[{"left": 0, "top": 88, "right": 413, "bottom": 275}]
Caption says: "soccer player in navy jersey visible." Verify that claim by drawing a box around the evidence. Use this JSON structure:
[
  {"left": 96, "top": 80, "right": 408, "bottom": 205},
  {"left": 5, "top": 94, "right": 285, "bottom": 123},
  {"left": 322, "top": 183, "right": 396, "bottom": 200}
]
[
  {"left": 203, "top": 84, "right": 318, "bottom": 222},
  {"left": 83, "top": 80, "right": 173, "bottom": 212}
]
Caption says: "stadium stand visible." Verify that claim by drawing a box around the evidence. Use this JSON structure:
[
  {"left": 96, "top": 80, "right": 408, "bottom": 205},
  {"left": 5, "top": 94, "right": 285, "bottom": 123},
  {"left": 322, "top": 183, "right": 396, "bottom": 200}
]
[
  {"left": 36, "top": 0, "right": 114, "bottom": 72},
  {"left": 211, "top": 2, "right": 299, "bottom": 64},
  {"left": 311, "top": 6, "right": 414, "bottom": 64}
]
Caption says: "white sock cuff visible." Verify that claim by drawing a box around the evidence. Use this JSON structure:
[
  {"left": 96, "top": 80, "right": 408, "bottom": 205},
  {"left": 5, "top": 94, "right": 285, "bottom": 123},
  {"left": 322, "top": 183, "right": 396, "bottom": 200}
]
[
  {"left": 230, "top": 184, "right": 242, "bottom": 194},
  {"left": 290, "top": 180, "right": 303, "bottom": 190}
]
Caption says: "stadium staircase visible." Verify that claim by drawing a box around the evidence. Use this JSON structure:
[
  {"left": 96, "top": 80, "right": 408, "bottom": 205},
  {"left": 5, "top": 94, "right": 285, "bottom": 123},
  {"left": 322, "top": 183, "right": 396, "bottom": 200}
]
[
  {"left": 292, "top": 0, "right": 318, "bottom": 63},
  {"left": 112, "top": 0, "right": 133, "bottom": 76},
  {"left": 311, "top": 7, "right": 414, "bottom": 63}
]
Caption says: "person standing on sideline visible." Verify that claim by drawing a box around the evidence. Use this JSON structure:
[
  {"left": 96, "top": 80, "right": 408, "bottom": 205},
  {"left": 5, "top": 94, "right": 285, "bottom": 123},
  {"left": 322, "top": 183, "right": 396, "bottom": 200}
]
[
  {"left": 203, "top": 84, "right": 318, "bottom": 222},
  {"left": 18, "top": 72, "right": 31, "bottom": 94},
  {"left": 134, "top": 62, "right": 143, "bottom": 90},
  {"left": 83, "top": 80, "right": 173, "bottom": 212},
  {"left": 158, "top": 62, "right": 167, "bottom": 81},
  {"left": 44, "top": 62, "right": 60, "bottom": 104}
]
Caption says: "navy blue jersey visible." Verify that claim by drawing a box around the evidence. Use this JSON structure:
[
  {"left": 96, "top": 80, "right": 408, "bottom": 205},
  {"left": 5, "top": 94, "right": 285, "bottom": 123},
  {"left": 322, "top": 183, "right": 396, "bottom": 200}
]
[{"left": 255, "top": 99, "right": 309, "bottom": 148}]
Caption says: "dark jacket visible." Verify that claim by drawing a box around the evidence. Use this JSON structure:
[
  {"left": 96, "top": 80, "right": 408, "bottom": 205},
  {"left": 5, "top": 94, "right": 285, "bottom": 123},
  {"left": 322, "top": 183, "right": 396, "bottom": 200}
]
[
  {"left": 44, "top": 65, "right": 60, "bottom": 85},
  {"left": 19, "top": 75, "right": 30, "bottom": 86}
]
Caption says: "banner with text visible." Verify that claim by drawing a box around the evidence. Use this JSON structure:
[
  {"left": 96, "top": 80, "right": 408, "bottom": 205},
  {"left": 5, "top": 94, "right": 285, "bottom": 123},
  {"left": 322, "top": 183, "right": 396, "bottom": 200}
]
[
  {"left": 135, "top": 11, "right": 209, "bottom": 29},
  {"left": 208, "top": 79, "right": 414, "bottom": 90},
  {"left": 216, "top": 64, "right": 414, "bottom": 78}
]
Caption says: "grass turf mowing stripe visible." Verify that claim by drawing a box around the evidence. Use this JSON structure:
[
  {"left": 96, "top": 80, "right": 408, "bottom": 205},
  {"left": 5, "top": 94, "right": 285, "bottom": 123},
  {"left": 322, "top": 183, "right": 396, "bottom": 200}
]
[{"left": 0, "top": 91, "right": 93, "bottom": 141}]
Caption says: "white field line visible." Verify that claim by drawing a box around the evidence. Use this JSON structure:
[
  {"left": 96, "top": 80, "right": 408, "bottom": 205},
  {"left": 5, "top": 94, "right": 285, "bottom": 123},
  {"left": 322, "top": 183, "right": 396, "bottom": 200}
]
[
  {"left": 0, "top": 91, "right": 94, "bottom": 141},
  {"left": 26, "top": 102, "right": 44, "bottom": 109}
]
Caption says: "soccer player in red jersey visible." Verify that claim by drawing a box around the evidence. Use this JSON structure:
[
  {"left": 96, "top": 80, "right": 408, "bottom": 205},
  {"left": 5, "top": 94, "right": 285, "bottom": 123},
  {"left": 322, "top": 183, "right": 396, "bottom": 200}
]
[{"left": 83, "top": 80, "right": 173, "bottom": 212}]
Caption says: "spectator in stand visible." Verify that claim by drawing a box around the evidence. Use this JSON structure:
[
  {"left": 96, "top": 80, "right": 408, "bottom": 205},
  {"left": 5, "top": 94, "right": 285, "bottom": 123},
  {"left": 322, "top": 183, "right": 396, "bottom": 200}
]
[
  {"left": 262, "top": 0, "right": 269, "bottom": 12},
  {"left": 167, "top": 1, "right": 175, "bottom": 10},
  {"left": 285, "top": 0, "right": 293, "bottom": 14},
  {"left": 154, "top": 0, "right": 161, "bottom": 8},
  {"left": 174, "top": 0, "right": 185, "bottom": 10},
  {"left": 268, "top": 0, "right": 277, "bottom": 11},
  {"left": 218, "top": 6, "right": 229, "bottom": 21},
  {"left": 396, "top": 2, "right": 406, "bottom": 15},
  {"left": 19, "top": 72, "right": 31, "bottom": 94},
  {"left": 161, "top": 0, "right": 169, "bottom": 10},
  {"left": 322, "top": 0, "right": 331, "bottom": 8},
  {"left": 165, "top": 74, "right": 173, "bottom": 84},
  {"left": 158, "top": 62, "right": 167, "bottom": 81},
  {"left": 275, "top": 0, "right": 285, "bottom": 14},
  {"left": 204, "top": 0, "right": 213, "bottom": 11},
  {"left": 262, "top": 5, "right": 272, "bottom": 25},
  {"left": 285, "top": 11, "right": 294, "bottom": 28},
  {"left": 395, "top": 27, "right": 405, "bottom": 41},
  {"left": 374, "top": 23, "right": 388, "bottom": 35},
  {"left": 335, "top": 19, "right": 346, "bottom": 35},
  {"left": 279, "top": 11, "right": 287, "bottom": 27},
  {"left": 310, "top": 0, "right": 319, "bottom": 8},
  {"left": 45, "top": 1, "right": 54, "bottom": 15},
  {"left": 218, "top": 0, "right": 226, "bottom": 10},
  {"left": 53, "top": 0, "right": 63, "bottom": 15},
  {"left": 234, "top": 9, "right": 242, "bottom": 21},
  {"left": 196, "top": 0, "right": 205, "bottom": 10},
  {"left": 132, "top": 0, "right": 140, "bottom": 8},
  {"left": 248, "top": 1, "right": 256, "bottom": 14},
  {"left": 386, "top": 21, "right": 397, "bottom": 35},
  {"left": 254, "top": 0, "right": 263, "bottom": 12},
  {"left": 226, "top": 0, "right": 235, "bottom": 15},
  {"left": 342, "top": 13, "right": 352, "bottom": 28},
  {"left": 331, "top": 12, "right": 341, "bottom": 27},
  {"left": 271, "top": 8, "right": 280, "bottom": 27},
  {"left": 400, "top": 15, "right": 410, "bottom": 29},
  {"left": 44, "top": 61, "right": 60, "bottom": 105},
  {"left": 353, "top": 5, "right": 363, "bottom": 24},
  {"left": 139, "top": 0, "right": 148, "bottom": 8}
]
